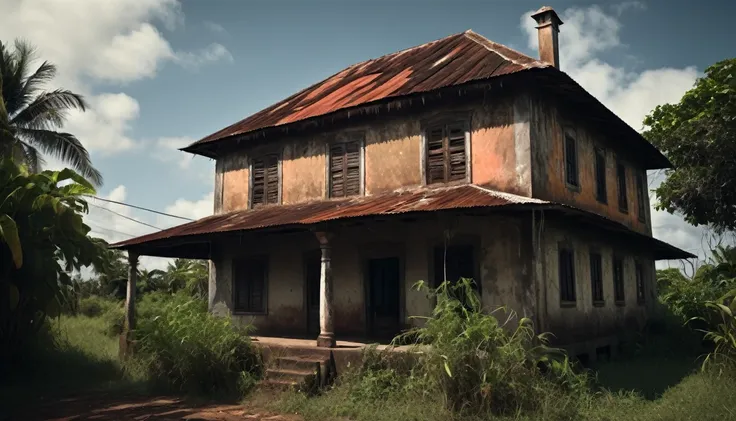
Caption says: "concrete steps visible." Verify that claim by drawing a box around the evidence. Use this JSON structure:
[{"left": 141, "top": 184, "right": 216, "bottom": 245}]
[{"left": 261, "top": 354, "right": 332, "bottom": 393}]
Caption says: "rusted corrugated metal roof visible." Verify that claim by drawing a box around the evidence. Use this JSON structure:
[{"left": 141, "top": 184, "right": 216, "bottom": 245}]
[
  {"left": 111, "top": 184, "right": 545, "bottom": 249},
  {"left": 184, "top": 30, "right": 548, "bottom": 151}
]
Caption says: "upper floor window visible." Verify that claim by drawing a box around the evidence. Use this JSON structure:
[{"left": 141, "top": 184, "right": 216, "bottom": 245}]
[
  {"left": 616, "top": 160, "right": 628, "bottom": 213},
  {"left": 329, "top": 140, "right": 362, "bottom": 198},
  {"left": 594, "top": 147, "right": 607, "bottom": 203},
  {"left": 636, "top": 172, "right": 647, "bottom": 222},
  {"left": 558, "top": 244, "right": 576, "bottom": 305},
  {"left": 251, "top": 154, "right": 280, "bottom": 207},
  {"left": 613, "top": 256, "right": 625, "bottom": 305},
  {"left": 426, "top": 121, "right": 468, "bottom": 185},
  {"left": 564, "top": 133, "right": 579, "bottom": 188}
]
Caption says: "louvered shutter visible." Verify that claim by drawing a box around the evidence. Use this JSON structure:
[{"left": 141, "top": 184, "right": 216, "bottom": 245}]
[
  {"left": 330, "top": 144, "right": 345, "bottom": 197},
  {"left": 252, "top": 155, "right": 279, "bottom": 207},
  {"left": 426, "top": 126, "right": 446, "bottom": 184},
  {"left": 447, "top": 124, "right": 467, "bottom": 181},
  {"left": 265, "top": 155, "right": 279, "bottom": 204},
  {"left": 251, "top": 159, "right": 266, "bottom": 206},
  {"left": 345, "top": 141, "right": 361, "bottom": 196}
]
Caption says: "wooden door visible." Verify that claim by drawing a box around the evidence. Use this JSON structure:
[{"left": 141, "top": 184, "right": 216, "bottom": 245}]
[{"left": 367, "top": 257, "right": 401, "bottom": 339}]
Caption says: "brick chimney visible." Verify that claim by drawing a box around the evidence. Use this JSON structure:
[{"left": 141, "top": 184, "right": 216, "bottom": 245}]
[{"left": 531, "top": 6, "right": 563, "bottom": 68}]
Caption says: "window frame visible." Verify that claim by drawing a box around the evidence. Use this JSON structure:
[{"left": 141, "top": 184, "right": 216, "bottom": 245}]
[
  {"left": 563, "top": 129, "right": 580, "bottom": 191},
  {"left": 558, "top": 243, "right": 577, "bottom": 307},
  {"left": 616, "top": 159, "right": 628, "bottom": 214},
  {"left": 613, "top": 255, "right": 626, "bottom": 306},
  {"left": 635, "top": 261, "right": 646, "bottom": 305},
  {"left": 249, "top": 152, "right": 282, "bottom": 208},
  {"left": 594, "top": 147, "right": 607, "bottom": 204},
  {"left": 635, "top": 171, "right": 647, "bottom": 223},
  {"left": 590, "top": 250, "right": 604, "bottom": 306},
  {"left": 421, "top": 114, "right": 472, "bottom": 186},
  {"left": 326, "top": 134, "right": 365, "bottom": 199},
  {"left": 232, "top": 255, "right": 269, "bottom": 315}
]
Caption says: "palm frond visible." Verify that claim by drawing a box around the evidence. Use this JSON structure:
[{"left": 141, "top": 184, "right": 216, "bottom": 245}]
[
  {"left": 10, "top": 90, "right": 85, "bottom": 129},
  {"left": 17, "top": 128, "right": 102, "bottom": 186},
  {"left": 18, "top": 60, "right": 56, "bottom": 104},
  {"left": 2, "top": 39, "right": 36, "bottom": 115},
  {"left": 21, "top": 141, "right": 44, "bottom": 172}
]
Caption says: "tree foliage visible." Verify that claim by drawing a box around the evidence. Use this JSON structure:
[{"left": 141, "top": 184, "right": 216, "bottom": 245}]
[
  {"left": 643, "top": 58, "right": 736, "bottom": 232},
  {"left": 0, "top": 158, "right": 100, "bottom": 363},
  {"left": 0, "top": 39, "right": 102, "bottom": 186}
]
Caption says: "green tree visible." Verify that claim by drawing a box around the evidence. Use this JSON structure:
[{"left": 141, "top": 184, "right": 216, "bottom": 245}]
[
  {"left": 159, "top": 259, "right": 208, "bottom": 297},
  {"left": 0, "top": 158, "right": 100, "bottom": 362},
  {"left": 643, "top": 58, "right": 736, "bottom": 232},
  {"left": 0, "top": 39, "right": 102, "bottom": 185},
  {"left": 91, "top": 243, "right": 129, "bottom": 299}
]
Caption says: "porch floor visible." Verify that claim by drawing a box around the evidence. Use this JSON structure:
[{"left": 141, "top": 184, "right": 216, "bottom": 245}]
[{"left": 252, "top": 335, "right": 413, "bottom": 352}]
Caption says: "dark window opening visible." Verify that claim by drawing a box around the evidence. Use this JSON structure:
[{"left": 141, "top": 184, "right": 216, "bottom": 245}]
[
  {"left": 433, "top": 244, "right": 477, "bottom": 305},
  {"left": 559, "top": 246, "right": 576, "bottom": 304},
  {"left": 329, "top": 141, "right": 361, "bottom": 198},
  {"left": 595, "top": 148, "right": 607, "bottom": 203},
  {"left": 636, "top": 172, "right": 647, "bottom": 222},
  {"left": 565, "top": 134, "right": 579, "bottom": 188},
  {"left": 635, "top": 262, "right": 645, "bottom": 304},
  {"left": 426, "top": 122, "right": 467, "bottom": 185},
  {"left": 613, "top": 257, "right": 625, "bottom": 304},
  {"left": 617, "top": 161, "right": 628, "bottom": 213},
  {"left": 233, "top": 257, "right": 267, "bottom": 313},
  {"left": 252, "top": 154, "right": 279, "bottom": 207},
  {"left": 590, "top": 252, "right": 604, "bottom": 304}
]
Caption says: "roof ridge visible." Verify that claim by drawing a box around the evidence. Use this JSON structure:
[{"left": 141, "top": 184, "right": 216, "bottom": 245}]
[{"left": 462, "top": 30, "right": 549, "bottom": 70}]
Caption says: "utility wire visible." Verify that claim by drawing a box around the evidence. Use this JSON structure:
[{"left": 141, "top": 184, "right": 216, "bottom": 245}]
[
  {"left": 87, "top": 222, "right": 137, "bottom": 238},
  {"left": 86, "top": 195, "right": 194, "bottom": 221},
  {"left": 89, "top": 202, "right": 163, "bottom": 231}
]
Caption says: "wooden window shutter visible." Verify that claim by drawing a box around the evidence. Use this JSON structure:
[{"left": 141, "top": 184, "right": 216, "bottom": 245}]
[
  {"left": 329, "top": 141, "right": 361, "bottom": 198},
  {"left": 233, "top": 258, "right": 267, "bottom": 313},
  {"left": 252, "top": 154, "right": 279, "bottom": 207},
  {"left": 426, "top": 121, "right": 467, "bottom": 185}
]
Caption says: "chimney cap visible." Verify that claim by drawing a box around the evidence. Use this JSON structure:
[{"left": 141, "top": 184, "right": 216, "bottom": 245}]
[{"left": 531, "top": 6, "right": 563, "bottom": 27}]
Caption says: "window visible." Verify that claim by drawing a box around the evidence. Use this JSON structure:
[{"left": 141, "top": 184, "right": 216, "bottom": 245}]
[
  {"left": 329, "top": 141, "right": 361, "bottom": 198},
  {"left": 595, "top": 148, "right": 607, "bottom": 203},
  {"left": 636, "top": 172, "right": 646, "bottom": 222},
  {"left": 635, "top": 262, "right": 645, "bottom": 304},
  {"left": 426, "top": 121, "right": 467, "bottom": 184},
  {"left": 433, "top": 244, "right": 477, "bottom": 306},
  {"left": 613, "top": 257, "right": 625, "bottom": 304},
  {"left": 251, "top": 154, "right": 279, "bottom": 207},
  {"left": 590, "top": 252, "right": 604, "bottom": 305},
  {"left": 564, "top": 134, "right": 579, "bottom": 188},
  {"left": 233, "top": 257, "right": 267, "bottom": 313},
  {"left": 617, "top": 161, "right": 628, "bottom": 213},
  {"left": 559, "top": 245, "right": 576, "bottom": 304}
]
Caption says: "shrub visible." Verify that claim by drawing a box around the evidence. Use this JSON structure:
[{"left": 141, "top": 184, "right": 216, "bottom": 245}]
[
  {"left": 390, "top": 279, "right": 588, "bottom": 416},
  {"left": 131, "top": 294, "right": 261, "bottom": 396},
  {"left": 78, "top": 296, "right": 114, "bottom": 318},
  {"left": 700, "top": 288, "right": 736, "bottom": 369}
]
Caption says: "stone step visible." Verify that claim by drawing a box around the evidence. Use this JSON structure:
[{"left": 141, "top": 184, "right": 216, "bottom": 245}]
[
  {"left": 261, "top": 377, "right": 301, "bottom": 390},
  {"left": 265, "top": 368, "right": 317, "bottom": 383},
  {"left": 275, "top": 355, "right": 327, "bottom": 372}
]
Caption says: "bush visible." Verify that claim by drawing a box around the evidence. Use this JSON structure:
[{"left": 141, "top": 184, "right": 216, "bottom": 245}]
[
  {"left": 78, "top": 296, "right": 114, "bottom": 318},
  {"left": 131, "top": 293, "right": 261, "bottom": 396}
]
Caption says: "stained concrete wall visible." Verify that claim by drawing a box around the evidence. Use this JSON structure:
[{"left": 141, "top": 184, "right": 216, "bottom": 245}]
[
  {"left": 529, "top": 97, "right": 651, "bottom": 235},
  {"left": 214, "top": 95, "right": 535, "bottom": 212},
  {"left": 536, "top": 219, "right": 656, "bottom": 346},
  {"left": 208, "top": 214, "right": 535, "bottom": 337}
]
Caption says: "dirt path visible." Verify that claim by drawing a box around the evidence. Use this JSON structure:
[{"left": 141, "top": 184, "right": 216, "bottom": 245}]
[{"left": 19, "top": 393, "right": 303, "bottom": 421}]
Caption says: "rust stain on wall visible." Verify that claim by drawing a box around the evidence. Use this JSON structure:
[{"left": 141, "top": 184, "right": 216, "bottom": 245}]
[
  {"left": 221, "top": 153, "right": 250, "bottom": 212},
  {"left": 530, "top": 97, "right": 649, "bottom": 234},
  {"left": 364, "top": 119, "right": 422, "bottom": 195},
  {"left": 471, "top": 98, "right": 523, "bottom": 194},
  {"left": 282, "top": 139, "right": 326, "bottom": 204}
]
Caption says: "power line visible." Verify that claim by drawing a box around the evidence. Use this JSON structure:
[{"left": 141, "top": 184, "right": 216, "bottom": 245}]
[
  {"left": 88, "top": 222, "right": 137, "bottom": 238},
  {"left": 86, "top": 195, "right": 194, "bottom": 221},
  {"left": 89, "top": 202, "right": 162, "bottom": 231}
]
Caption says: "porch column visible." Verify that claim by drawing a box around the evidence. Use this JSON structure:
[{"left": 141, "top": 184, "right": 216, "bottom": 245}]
[
  {"left": 315, "top": 232, "right": 336, "bottom": 348},
  {"left": 120, "top": 251, "right": 138, "bottom": 358}
]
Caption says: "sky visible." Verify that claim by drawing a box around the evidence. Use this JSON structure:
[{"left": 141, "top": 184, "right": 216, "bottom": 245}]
[{"left": 1, "top": 0, "right": 734, "bottom": 272}]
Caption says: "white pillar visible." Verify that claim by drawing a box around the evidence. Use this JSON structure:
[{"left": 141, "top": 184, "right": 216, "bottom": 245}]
[
  {"left": 120, "top": 251, "right": 138, "bottom": 358},
  {"left": 315, "top": 232, "right": 335, "bottom": 348}
]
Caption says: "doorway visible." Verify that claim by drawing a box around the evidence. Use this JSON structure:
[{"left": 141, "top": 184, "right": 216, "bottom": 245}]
[
  {"left": 304, "top": 250, "right": 321, "bottom": 336},
  {"left": 367, "top": 257, "right": 401, "bottom": 339}
]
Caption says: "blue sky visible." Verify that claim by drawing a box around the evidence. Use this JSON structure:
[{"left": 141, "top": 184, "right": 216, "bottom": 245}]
[{"left": 1, "top": 0, "right": 733, "bottom": 270}]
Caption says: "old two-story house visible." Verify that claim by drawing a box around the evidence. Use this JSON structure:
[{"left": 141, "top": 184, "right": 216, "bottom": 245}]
[{"left": 114, "top": 7, "right": 693, "bottom": 357}]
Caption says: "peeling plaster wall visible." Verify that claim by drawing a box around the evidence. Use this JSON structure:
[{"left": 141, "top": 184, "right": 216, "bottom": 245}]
[
  {"left": 208, "top": 214, "right": 536, "bottom": 337},
  {"left": 537, "top": 219, "right": 656, "bottom": 345},
  {"left": 529, "top": 97, "right": 651, "bottom": 235},
  {"left": 220, "top": 153, "right": 250, "bottom": 213}
]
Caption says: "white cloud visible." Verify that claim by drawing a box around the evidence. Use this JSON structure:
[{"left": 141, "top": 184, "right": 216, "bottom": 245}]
[
  {"left": 204, "top": 21, "right": 227, "bottom": 35},
  {"left": 521, "top": 5, "right": 703, "bottom": 266},
  {"left": 163, "top": 192, "right": 214, "bottom": 222},
  {"left": 0, "top": 0, "right": 232, "bottom": 156},
  {"left": 155, "top": 136, "right": 197, "bottom": 168}
]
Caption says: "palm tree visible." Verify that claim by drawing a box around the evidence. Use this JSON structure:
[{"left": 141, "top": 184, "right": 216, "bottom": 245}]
[{"left": 0, "top": 39, "right": 102, "bottom": 185}]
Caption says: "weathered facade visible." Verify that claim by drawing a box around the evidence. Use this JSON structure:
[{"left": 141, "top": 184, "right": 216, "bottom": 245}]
[{"left": 114, "top": 7, "right": 692, "bottom": 358}]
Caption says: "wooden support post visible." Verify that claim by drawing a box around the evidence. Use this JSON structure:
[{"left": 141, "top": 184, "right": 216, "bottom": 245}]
[
  {"left": 315, "top": 232, "right": 335, "bottom": 348},
  {"left": 120, "top": 251, "right": 139, "bottom": 358}
]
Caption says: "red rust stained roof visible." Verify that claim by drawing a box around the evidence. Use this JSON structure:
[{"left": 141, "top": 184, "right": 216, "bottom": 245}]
[
  {"left": 185, "top": 30, "right": 548, "bottom": 150},
  {"left": 112, "top": 184, "right": 545, "bottom": 249}
]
